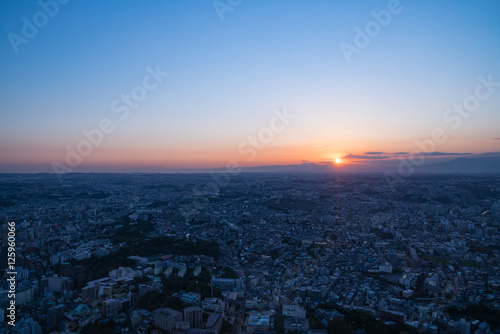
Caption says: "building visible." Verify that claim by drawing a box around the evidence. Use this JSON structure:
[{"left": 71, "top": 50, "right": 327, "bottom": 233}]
[
  {"left": 246, "top": 311, "right": 275, "bottom": 334},
  {"left": 184, "top": 306, "right": 202, "bottom": 328},
  {"left": 310, "top": 289, "right": 322, "bottom": 302},
  {"left": 284, "top": 317, "right": 310, "bottom": 334},
  {"left": 211, "top": 278, "right": 243, "bottom": 291},
  {"left": 456, "top": 318, "right": 471, "bottom": 334},
  {"left": 82, "top": 285, "right": 98, "bottom": 302},
  {"left": 206, "top": 313, "right": 222, "bottom": 334},
  {"left": 180, "top": 292, "right": 201, "bottom": 305},
  {"left": 475, "top": 321, "right": 490, "bottom": 334},
  {"left": 47, "top": 275, "right": 73, "bottom": 293},
  {"left": 47, "top": 305, "right": 65, "bottom": 330},
  {"left": 379, "top": 262, "right": 393, "bottom": 273},
  {"left": 314, "top": 308, "right": 343, "bottom": 327},
  {"left": 15, "top": 286, "right": 35, "bottom": 305},
  {"left": 11, "top": 317, "right": 42, "bottom": 334},
  {"left": 172, "top": 321, "right": 190, "bottom": 334},
  {"left": 153, "top": 307, "right": 183, "bottom": 333},
  {"left": 202, "top": 298, "right": 225, "bottom": 313},
  {"left": 15, "top": 267, "right": 30, "bottom": 281},
  {"left": 399, "top": 272, "right": 418, "bottom": 288},
  {"left": 402, "top": 289, "right": 414, "bottom": 299},
  {"left": 103, "top": 298, "right": 121, "bottom": 318},
  {"left": 282, "top": 304, "right": 306, "bottom": 318}
]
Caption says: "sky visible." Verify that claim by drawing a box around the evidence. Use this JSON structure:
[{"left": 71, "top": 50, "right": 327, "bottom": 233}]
[{"left": 1, "top": 0, "right": 500, "bottom": 173}]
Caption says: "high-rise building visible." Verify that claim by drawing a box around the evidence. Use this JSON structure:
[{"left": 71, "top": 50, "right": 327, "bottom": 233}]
[
  {"left": 15, "top": 286, "right": 35, "bottom": 306},
  {"left": 310, "top": 288, "right": 322, "bottom": 302},
  {"left": 16, "top": 267, "right": 30, "bottom": 281},
  {"left": 103, "top": 298, "right": 121, "bottom": 317},
  {"left": 47, "top": 305, "right": 65, "bottom": 330},
  {"left": 47, "top": 275, "right": 73, "bottom": 293},
  {"left": 82, "top": 285, "right": 98, "bottom": 303},
  {"left": 206, "top": 313, "right": 223, "bottom": 334},
  {"left": 184, "top": 306, "right": 202, "bottom": 328}
]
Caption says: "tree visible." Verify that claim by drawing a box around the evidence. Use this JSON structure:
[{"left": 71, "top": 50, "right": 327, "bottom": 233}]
[
  {"left": 327, "top": 318, "right": 353, "bottom": 334},
  {"left": 220, "top": 320, "right": 233, "bottom": 334}
]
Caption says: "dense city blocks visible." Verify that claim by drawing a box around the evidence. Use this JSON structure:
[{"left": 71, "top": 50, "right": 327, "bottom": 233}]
[{"left": 1, "top": 173, "right": 499, "bottom": 333}]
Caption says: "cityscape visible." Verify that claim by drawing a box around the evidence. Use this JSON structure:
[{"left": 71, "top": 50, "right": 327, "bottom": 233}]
[{"left": 1, "top": 173, "right": 499, "bottom": 333}]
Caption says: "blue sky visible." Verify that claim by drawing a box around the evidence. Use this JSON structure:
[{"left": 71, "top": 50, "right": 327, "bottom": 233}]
[{"left": 1, "top": 0, "right": 500, "bottom": 172}]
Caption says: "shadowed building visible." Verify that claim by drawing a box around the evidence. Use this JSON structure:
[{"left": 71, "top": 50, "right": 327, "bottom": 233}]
[{"left": 154, "top": 307, "right": 183, "bottom": 333}]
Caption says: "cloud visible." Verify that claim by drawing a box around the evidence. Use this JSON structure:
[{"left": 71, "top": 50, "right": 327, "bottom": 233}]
[
  {"left": 421, "top": 152, "right": 473, "bottom": 156},
  {"left": 318, "top": 161, "right": 333, "bottom": 164},
  {"left": 343, "top": 154, "right": 390, "bottom": 160},
  {"left": 340, "top": 151, "right": 475, "bottom": 161},
  {"left": 494, "top": 138, "right": 500, "bottom": 140}
]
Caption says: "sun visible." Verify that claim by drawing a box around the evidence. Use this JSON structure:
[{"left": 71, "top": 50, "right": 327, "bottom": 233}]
[{"left": 335, "top": 158, "right": 342, "bottom": 164}]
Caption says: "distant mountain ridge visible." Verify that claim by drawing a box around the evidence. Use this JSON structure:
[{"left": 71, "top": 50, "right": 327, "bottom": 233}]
[
  {"left": 241, "top": 162, "right": 334, "bottom": 173},
  {"left": 415, "top": 156, "right": 500, "bottom": 174}
]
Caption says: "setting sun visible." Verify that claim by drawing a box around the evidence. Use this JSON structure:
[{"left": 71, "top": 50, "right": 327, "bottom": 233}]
[{"left": 335, "top": 158, "right": 342, "bottom": 164}]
